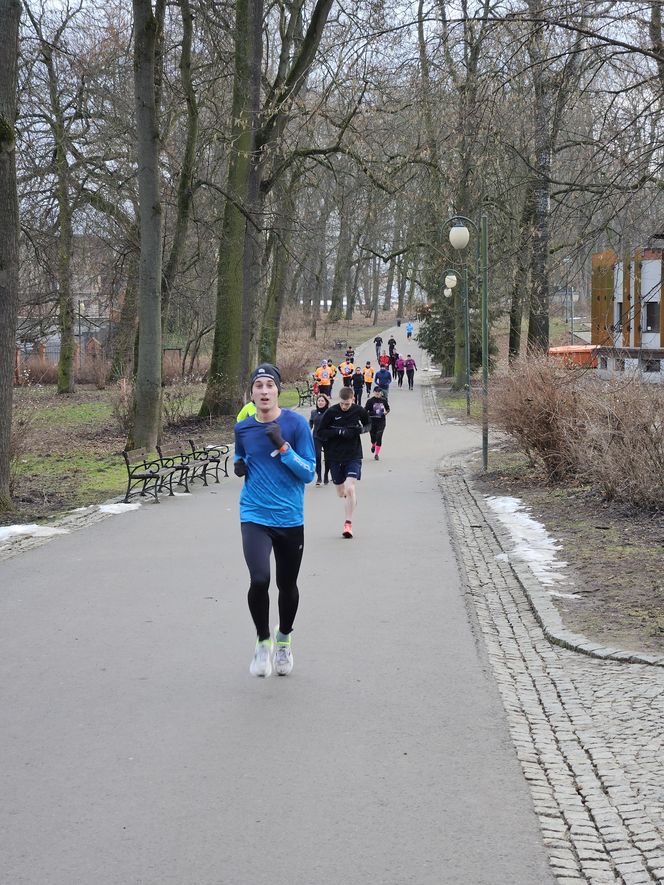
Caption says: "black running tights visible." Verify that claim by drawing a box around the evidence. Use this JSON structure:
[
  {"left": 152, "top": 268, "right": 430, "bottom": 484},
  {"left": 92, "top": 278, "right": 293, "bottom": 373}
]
[
  {"left": 314, "top": 437, "right": 328, "bottom": 482},
  {"left": 369, "top": 422, "right": 385, "bottom": 447},
  {"left": 241, "top": 522, "right": 304, "bottom": 641}
]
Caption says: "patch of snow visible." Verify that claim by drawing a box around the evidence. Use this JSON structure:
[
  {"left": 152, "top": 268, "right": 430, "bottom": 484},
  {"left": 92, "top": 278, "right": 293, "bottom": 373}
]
[
  {"left": 98, "top": 502, "right": 142, "bottom": 514},
  {"left": 485, "top": 495, "right": 572, "bottom": 592},
  {"left": 495, "top": 552, "right": 510, "bottom": 562},
  {"left": 0, "top": 524, "right": 70, "bottom": 545},
  {"left": 71, "top": 506, "right": 95, "bottom": 513}
]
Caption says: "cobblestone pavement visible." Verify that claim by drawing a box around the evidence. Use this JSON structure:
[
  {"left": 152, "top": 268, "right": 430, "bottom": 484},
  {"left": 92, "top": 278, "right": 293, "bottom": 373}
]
[
  {"left": 441, "top": 470, "right": 664, "bottom": 885},
  {"left": 440, "top": 468, "right": 664, "bottom": 884},
  {"left": 421, "top": 377, "right": 664, "bottom": 883}
]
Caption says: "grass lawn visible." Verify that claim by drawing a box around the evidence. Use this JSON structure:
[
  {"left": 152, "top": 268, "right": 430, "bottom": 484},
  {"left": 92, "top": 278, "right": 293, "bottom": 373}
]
[{"left": 5, "top": 381, "right": 306, "bottom": 526}]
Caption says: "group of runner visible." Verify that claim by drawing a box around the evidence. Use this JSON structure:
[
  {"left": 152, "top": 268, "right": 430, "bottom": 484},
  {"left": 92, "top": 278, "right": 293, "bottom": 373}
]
[{"left": 233, "top": 326, "right": 416, "bottom": 677}]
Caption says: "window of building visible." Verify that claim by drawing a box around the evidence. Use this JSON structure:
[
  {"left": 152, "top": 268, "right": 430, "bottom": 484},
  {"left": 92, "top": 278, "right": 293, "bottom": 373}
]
[
  {"left": 599, "top": 356, "right": 608, "bottom": 369},
  {"left": 644, "top": 301, "right": 660, "bottom": 332},
  {"left": 644, "top": 358, "right": 661, "bottom": 373},
  {"left": 615, "top": 357, "right": 625, "bottom": 372}
]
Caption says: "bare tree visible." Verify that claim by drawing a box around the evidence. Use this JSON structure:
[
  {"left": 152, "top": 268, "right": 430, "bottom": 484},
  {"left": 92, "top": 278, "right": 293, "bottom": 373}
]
[
  {"left": 23, "top": 1, "right": 84, "bottom": 393},
  {"left": 201, "top": 0, "right": 335, "bottom": 416},
  {"left": 0, "top": 0, "right": 21, "bottom": 510}
]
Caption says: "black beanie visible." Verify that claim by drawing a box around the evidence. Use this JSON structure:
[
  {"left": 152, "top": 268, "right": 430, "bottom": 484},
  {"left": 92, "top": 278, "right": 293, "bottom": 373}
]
[{"left": 250, "top": 363, "right": 282, "bottom": 391}]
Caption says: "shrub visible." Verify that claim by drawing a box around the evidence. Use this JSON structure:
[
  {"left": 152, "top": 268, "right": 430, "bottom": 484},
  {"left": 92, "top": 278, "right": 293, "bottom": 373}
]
[
  {"left": 571, "top": 377, "right": 664, "bottom": 509},
  {"left": 10, "top": 401, "right": 36, "bottom": 495},
  {"left": 490, "top": 355, "right": 587, "bottom": 482},
  {"left": 492, "top": 357, "right": 664, "bottom": 509},
  {"left": 21, "top": 361, "right": 60, "bottom": 385},
  {"left": 162, "top": 376, "right": 203, "bottom": 427},
  {"left": 110, "top": 378, "right": 134, "bottom": 436},
  {"left": 275, "top": 310, "right": 321, "bottom": 382},
  {"left": 77, "top": 358, "right": 110, "bottom": 389}
]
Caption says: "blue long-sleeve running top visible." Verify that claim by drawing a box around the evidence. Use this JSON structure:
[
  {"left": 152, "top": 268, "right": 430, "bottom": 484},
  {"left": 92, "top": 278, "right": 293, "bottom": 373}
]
[{"left": 234, "top": 409, "right": 316, "bottom": 527}]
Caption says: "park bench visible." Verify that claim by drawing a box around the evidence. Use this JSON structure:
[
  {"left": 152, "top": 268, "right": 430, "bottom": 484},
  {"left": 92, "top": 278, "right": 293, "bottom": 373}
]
[
  {"left": 155, "top": 445, "right": 199, "bottom": 493},
  {"left": 188, "top": 439, "right": 230, "bottom": 484},
  {"left": 333, "top": 338, "right": 347, "bottom": 349},
  {"left": 295, "top": 380, "right": 314, "bottom": 408},
  {"left": 122, "top": 448, "right": 177, "bottom": 503}
]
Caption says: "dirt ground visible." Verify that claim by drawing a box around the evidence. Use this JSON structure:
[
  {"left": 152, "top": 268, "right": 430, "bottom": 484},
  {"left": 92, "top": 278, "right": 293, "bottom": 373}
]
[{"left": 435, "top": 385, "right": 664, "bottom": 656}]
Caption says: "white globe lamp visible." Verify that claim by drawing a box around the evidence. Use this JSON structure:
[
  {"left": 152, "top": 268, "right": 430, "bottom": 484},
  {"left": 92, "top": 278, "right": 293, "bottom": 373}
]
[{"left": 449, "top": 225, "right": 470, "bottom": 250}]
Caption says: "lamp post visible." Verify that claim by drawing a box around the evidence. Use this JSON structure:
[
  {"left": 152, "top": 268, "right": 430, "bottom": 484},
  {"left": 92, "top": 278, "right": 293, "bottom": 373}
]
[
  {"left": 443, "top": 268, "right": 470, "bottom": 415},
  {"left": 78, "top": 301, "right": 85, "bottom": 370},
  {"left": 446, "top": 213, "right": 489, "bottom": 470}
]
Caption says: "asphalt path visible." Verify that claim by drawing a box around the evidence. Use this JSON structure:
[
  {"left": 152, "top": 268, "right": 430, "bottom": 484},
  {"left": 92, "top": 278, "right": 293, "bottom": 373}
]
[{"left": 1, "top": 327, "right": 554, "bottom": 885}]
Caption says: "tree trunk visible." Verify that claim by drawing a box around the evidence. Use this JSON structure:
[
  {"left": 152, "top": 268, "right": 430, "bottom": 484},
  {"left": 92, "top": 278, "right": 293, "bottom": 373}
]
[
  {"left": 382, "top": 205, "right": 401, "bottom": 311},
  {"left": 526, "top": 0, "right": 552, "bottom": 352},
  {"left": 344, "top": 259, "right": 356, "bottom": 320},
  {"left": 259, "top": 182, "right": 294, "bottom": 364},
  {"left": 201, "top": 0, "right": 262, "bottom": 416},
  {"left": 508, "top": 190, "right": 534, "bottom": 362},
  {"left": 396, "top": 254, "right": 408, "bottom": 318},
  {"left": 161, "top": 0, "right": 198, "bottom": 334},
  {"left": 110, "top": 250, "right": 139, "bottom": 379},
  {"left": 0, "top": 0, "right": 21, "bottom": 510},
  {"left": 382, "top": 258, "right": 395, "bottom": 311},
  {"left": 406, "top": 262, "right": 416, "bottom": 311},
  {"left": 329, "top": 200, "right": 351, "bottom": 321},
  {"left": 56, "top": 206, "right": 75, "bottom": 394},
  {"left": 527, "top": 120, "right": 552, "bottom": 352},
  {"left": 371, "top": 255, "right": 380, "bottom": 325},
  {"left": 130, "top": 0, "right": 163, "bottom": 449}
]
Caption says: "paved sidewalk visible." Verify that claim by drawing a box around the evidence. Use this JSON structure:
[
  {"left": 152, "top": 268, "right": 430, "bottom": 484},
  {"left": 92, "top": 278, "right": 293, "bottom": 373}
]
[
  {"left": 0, "top": 330, "right": 555, "bottom": 885},
  {"left": 438, "top": 446, "right": 664, "bottom": 879}
]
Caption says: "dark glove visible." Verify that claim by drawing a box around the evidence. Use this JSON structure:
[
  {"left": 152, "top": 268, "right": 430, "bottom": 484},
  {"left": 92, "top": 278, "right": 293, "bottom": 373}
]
[
  {"left": 265, "top": 423, "right": 285, "bottom": 448},
  {"left": 234, "top": 460, "right": 247, "bottom": 477}
]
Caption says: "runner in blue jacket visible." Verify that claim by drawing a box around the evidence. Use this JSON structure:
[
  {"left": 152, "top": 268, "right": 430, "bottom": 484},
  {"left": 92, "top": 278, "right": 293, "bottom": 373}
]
[
  {"left": 234, "top": 363, "right": 315, "bottom": 678},
  {"left": 375, "top": 366, "right": 392, "bottom": 400}
]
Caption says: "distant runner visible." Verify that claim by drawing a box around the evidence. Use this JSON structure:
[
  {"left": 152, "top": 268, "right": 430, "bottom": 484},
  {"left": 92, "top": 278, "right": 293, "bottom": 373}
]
[
  {"left": 365, "top": 386, "right": 390, "bottom": 461},
  {"left": 338, "top": 356, "right": 354, "bottom": 387},
  {"left": 395, "top": 354, "right": 405, "bottom": 388},
  {"left": 406, "top": 321, "right": 414, "bottom": 340},
  {"left": 363, "top": 360, "right": 375, "bottom": 395},
  {"left": 314, "top": 359, "right": 332, "bottom": 398},
  {"left": 375, "top": 363, "right": 392, "bottom": 400},
  {"left": 309, "top": 393, "right": 331, "bottom": 486},
  {"left": 405, "top": 354, "right": 417, "bottom": 390},
  {"left": 352, "top": 366, "right": 366, "bottom": 406}
]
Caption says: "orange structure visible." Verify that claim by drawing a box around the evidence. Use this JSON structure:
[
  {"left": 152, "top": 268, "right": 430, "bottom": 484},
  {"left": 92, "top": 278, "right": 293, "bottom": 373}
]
[{"left": 548, "top": 345, "right": 599, "bottom": 368}]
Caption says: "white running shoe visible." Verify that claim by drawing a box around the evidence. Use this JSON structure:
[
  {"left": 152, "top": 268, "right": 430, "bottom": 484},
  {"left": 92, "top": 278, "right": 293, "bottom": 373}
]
[
  {"left": 273, "top": 627, "right": 294, "bottom": 676},
  {"left": 249, "top": 641, "right": 272, "bottom": 677}
]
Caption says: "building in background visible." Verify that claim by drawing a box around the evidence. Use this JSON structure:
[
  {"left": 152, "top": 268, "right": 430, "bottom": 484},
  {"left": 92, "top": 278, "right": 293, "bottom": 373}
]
[{"left": 590, "top": 248, "right": 663, "bottom": 381}]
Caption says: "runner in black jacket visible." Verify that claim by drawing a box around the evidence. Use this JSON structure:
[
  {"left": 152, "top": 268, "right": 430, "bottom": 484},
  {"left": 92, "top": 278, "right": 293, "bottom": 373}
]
[
  {"left": 365, "top": 387, "right": 391, "bottom": 461},
  {"left": 352, "top": 366, "right": 365, "bottom": 406},
  {"left": 317, "top": 387, "right": 369, "bottom": 538}
]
